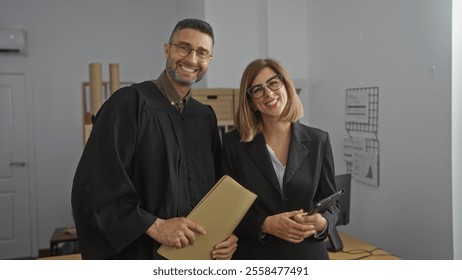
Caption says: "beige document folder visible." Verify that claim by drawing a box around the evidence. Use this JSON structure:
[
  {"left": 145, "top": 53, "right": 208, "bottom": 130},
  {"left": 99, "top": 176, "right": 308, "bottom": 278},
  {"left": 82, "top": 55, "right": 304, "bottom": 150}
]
[{"left": 157, "top": 175, "right": 257, "bottom": 260}]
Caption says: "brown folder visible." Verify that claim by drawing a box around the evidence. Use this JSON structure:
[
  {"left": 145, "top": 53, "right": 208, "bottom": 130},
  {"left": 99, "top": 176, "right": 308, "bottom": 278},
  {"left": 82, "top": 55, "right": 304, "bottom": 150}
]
[{"left": 157, "top": 175, "right": 257, "bottom": 260}]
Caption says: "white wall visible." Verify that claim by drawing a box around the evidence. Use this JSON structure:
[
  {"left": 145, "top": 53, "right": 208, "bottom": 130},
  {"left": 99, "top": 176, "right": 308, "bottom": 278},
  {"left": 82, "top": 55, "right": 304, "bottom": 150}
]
[
  {"left": 203, "top": 0, "right": 311, "bottom": 121},
  {"left": 204, "top": 0, "right": 309, "bottom": 89},
  {"left": 204, "top": 0, "right": 266, "bottom": 88},
  {"left": 0, "top": 0, "right": 457, "bottom": 259},
  {"left": 452, "top": 0, "right": 462, "bottom": 260},
  {"left": 267, "top": 0, "right": 308, "bottom": 84},
  {"left": 304, "top": 0, "right": 453, "bottom": 259}
]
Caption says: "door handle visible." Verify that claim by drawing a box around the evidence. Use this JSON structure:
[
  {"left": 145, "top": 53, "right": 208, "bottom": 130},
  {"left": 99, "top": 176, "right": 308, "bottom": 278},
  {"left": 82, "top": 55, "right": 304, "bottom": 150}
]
[{"left": 10, "top": 162, "right": 26, "bottom": 167}]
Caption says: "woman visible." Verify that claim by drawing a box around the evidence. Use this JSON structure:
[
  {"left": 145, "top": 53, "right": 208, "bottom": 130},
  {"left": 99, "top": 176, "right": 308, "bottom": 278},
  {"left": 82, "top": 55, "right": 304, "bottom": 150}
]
[{"left": 222, "top": 58, "right": 339, "bottom": 259}]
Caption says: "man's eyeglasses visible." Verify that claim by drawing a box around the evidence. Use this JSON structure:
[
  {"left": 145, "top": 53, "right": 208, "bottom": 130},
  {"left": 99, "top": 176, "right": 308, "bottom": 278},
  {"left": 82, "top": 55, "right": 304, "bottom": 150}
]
[
  {"left": 246, "top": 74, "right": 284, "bottom": 99},
  {"left": 170, "top": 42, "right": 212, "bottom": 61}
]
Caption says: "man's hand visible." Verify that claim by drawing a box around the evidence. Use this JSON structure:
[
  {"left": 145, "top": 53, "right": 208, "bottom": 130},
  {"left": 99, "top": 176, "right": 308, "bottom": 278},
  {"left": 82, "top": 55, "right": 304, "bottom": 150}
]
[
  {"left": 211, "top": 234, "right": 238, "bottom": 260},
  {"left": 146, "top": 217, "right": 206, "bottom": 248}
]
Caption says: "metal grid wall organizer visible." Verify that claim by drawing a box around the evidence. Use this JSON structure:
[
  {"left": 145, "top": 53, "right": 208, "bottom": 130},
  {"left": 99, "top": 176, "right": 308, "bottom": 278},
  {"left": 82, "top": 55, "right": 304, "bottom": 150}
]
[{"left": 344, "top": 87, "right": 379, "bottom": 185}]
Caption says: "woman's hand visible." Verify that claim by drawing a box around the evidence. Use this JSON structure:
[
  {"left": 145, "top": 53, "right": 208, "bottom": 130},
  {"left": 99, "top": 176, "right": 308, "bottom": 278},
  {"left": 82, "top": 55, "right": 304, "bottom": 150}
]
[
  {"left": 211, "top": 234, "right": 238, "bottom": 260},
  {"left": 292, "top": 212, "right": 328, "bottom": 232},
  {"left": 261, "top": 210, "right": 317, "bottom": 243}
]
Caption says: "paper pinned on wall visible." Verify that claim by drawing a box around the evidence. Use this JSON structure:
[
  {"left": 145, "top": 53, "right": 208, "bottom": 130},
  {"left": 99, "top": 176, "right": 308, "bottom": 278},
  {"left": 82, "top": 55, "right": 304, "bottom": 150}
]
[
  {"left": 343, "top": 136, "right": 367, "bottom": 163},
  {"left": 353, "top": 151, "right": 379, "bottom": 187},
  {"left": 346, "top": 90, "right": 369, "bottom": 123}
]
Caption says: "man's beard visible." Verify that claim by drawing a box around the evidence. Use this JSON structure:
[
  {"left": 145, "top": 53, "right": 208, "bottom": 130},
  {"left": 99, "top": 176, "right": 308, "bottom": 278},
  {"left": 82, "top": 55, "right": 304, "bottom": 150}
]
[{"left": 166, "top": 59, "right": 205, "bottom": 86}]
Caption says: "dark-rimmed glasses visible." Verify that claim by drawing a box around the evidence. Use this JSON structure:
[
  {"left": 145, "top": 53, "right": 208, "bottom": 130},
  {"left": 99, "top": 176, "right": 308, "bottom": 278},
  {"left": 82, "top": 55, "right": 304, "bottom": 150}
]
[
  {"left": 246, "top": 74, "right": 284, "bottom": 99},
  {"left": 170, "top": 42, "right": 212, "bottom": 62}
]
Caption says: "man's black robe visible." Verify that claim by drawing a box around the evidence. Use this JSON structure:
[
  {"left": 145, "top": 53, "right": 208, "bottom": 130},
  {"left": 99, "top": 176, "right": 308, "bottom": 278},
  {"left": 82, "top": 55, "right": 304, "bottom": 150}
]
[{"left": 71, "top": 81, "right": 221, "bottom": 259}]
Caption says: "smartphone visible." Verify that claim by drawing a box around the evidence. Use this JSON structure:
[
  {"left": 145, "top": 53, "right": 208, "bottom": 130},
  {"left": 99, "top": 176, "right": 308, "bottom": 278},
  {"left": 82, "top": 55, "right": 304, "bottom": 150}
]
[{"left": 307, "top": 189, "right": 345, "bottom": 215}]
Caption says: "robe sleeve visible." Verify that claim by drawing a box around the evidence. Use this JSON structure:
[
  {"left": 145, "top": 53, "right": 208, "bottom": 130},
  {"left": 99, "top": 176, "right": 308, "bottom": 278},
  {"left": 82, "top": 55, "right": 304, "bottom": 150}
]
[{"left": 74, "top": 86, "right": 155, "bottom": 253}]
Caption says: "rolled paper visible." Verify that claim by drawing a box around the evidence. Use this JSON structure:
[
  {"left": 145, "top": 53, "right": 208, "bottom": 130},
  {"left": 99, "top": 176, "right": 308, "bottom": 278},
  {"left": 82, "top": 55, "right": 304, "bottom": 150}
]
[
  {"left": 109, "top": 63, "right": 120, "bottom": 95},
  {"left": 89, "top": 63, "right": 103, "bottom": 116}
]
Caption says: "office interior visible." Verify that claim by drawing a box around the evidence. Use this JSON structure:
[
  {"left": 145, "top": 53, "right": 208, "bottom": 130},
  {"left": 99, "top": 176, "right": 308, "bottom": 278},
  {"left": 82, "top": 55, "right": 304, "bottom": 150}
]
[{"left": 0, "top": 0, "right": 460, "bottom": 260}]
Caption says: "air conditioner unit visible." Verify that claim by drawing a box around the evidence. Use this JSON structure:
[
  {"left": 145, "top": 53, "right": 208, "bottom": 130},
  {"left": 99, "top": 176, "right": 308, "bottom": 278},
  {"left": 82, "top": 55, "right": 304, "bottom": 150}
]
[{"left": 0, "top": 28, "right": 27, "bottom": 55}]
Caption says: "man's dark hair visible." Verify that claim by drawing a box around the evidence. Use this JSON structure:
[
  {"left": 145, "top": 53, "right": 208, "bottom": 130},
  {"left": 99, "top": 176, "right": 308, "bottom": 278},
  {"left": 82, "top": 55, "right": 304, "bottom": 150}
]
[{"left": 169, "top": 18, "right": 214, "bottom": 45}]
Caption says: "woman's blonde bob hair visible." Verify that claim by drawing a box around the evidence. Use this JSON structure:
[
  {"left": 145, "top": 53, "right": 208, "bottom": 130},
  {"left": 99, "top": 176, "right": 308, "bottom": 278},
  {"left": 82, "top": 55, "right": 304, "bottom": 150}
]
[{"left": 235, "top": 58, "right": 304, "bottom": 142}]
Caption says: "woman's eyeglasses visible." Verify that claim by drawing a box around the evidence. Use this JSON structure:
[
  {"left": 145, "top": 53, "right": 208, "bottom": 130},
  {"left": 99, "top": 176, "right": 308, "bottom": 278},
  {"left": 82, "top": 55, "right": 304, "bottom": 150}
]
[{"left": 246, "top": 74, "right": 284, "bottom": 99}]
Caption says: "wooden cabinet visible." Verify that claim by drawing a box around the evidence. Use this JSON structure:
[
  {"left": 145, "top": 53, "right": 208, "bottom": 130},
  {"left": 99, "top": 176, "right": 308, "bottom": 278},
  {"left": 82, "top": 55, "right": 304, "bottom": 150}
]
[
  {"left": 191, "top": 88, "right": 239, "bottom": 132},
  {"left": 82, "top": 86, "right": 240, "bottom": 145}
]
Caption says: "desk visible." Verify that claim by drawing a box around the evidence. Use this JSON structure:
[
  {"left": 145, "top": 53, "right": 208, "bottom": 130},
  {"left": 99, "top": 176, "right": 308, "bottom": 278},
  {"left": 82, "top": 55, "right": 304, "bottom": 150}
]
[
  {"left": 49, "top": 227, "right": 78, "bottom": 256},
  {"left": 38, "top": 253, "right": 82, "bottom": 260},
  {"left": 40, "top": 231, "right": 399, "bottom": 260},
  {"left": 329, "top": 231, "right": 400, "bottom": 260}
]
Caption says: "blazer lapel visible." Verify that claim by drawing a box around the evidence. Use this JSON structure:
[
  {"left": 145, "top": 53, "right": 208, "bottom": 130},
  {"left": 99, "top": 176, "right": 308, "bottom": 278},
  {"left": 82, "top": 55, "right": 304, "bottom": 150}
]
[
  {"left": 247, "top": 133, "right": 281, "bottom": 193},
  {"left": 283, "top": 122, "right": 311, "bottom": 187}
]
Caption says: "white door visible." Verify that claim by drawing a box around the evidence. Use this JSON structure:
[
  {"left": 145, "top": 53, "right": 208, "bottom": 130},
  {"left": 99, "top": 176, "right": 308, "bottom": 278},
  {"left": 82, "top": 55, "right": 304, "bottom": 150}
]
[{"left": 0, "top": 73, "right": 31, "bottom": 259}]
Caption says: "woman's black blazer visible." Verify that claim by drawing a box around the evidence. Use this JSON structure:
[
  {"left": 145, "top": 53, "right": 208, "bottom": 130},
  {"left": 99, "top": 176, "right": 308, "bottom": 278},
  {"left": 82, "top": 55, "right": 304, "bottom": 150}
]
[{"left": 222, "top": 122, "right": 339, "bottom": 259}]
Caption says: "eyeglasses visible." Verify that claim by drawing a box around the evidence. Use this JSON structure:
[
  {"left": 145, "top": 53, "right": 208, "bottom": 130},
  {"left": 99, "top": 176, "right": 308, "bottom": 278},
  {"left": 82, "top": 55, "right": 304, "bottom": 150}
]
[
  {"left": 170, "top": 42, "right": 213, "bottom": 61},
  {"left": 246, "top": 74, "right": 284, "bottom": 99}
]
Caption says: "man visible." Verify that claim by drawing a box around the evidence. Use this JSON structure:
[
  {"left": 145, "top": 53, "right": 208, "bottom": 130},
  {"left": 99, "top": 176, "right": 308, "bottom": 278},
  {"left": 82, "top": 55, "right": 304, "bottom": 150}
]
[{"left": 72, "top": 18, "right": 237, "bottom": 259}]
